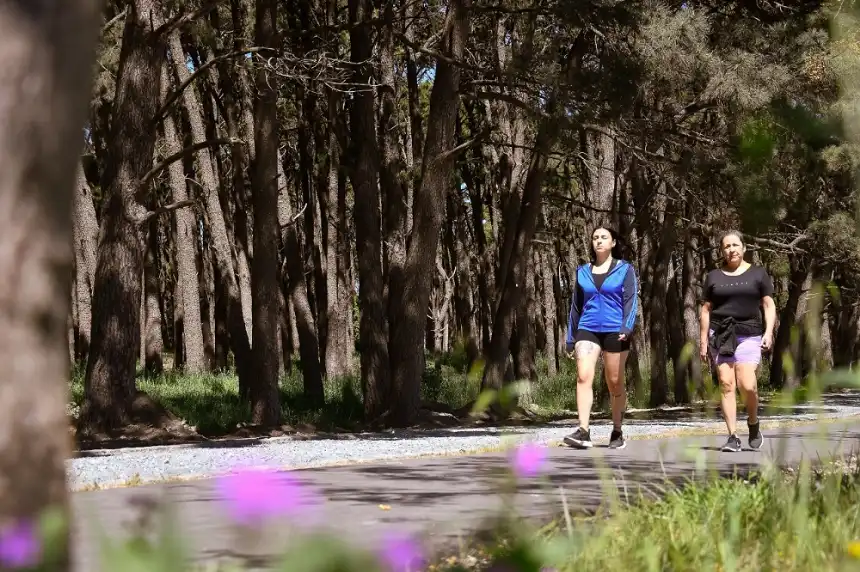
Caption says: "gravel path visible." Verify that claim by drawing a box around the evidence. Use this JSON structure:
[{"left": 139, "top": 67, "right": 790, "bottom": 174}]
[{"left": 68, "top": 396, "right": 860, "bottom": 490}]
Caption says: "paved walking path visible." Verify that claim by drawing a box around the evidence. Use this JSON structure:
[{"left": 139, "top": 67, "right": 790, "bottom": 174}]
[{"left": 70, "top": 419, "right": 860, "bottom": 571}]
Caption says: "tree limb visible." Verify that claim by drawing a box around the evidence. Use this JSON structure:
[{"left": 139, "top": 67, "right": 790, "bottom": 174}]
[
  {"left": 436, "top": 127, "right": 492, "bottom": 163},
  {"left": 141, "top": 139, "right": 236, "bottom": 185},
  {"left": 152, "top": 47, "right": 274, "bottom": 124},
  {"left": 280, "top": 203, "right": 307, "bottom": 228},
  {"left": 129, "top": 199, "right": 198, "bottom": 226},
  {"left": 155, "top": 1, "right": 218, "bottom": 36},
  {"left": 102, "top": 8, "right": 127, "bottom": 33}
]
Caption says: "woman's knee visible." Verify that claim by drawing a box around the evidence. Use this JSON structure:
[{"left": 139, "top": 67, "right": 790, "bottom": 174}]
[{"left": 577, "top": 370, "right": 595, "bottom": 385}]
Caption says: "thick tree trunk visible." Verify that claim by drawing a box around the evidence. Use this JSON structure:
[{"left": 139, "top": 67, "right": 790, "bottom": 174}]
[
  {"left": 249, "top": 0, "right": 284, "bottom": 426},
  {"left": 681, "top": 228, "right": 703, "bottom": 398},
  {"left": 771, "top": 262, "right": 812, "bottom": 388},
  {"left": 388, "top": 0, "right": 471, "bottom": 426},
  {"left": 82, "top": 0, "right": 166, "bottom": 433},
  {"left": 648, "top": 209, "right": 677, "bottom": 407},
  {"left": 0, "top": 0, "right": 99, "bottom": 565},
  {"left": 481, "top": 106, "right": 559, "bottom": 393},
  {"left": 349, "top": 0, "right": 391, "bottom": 420},
  {"left": 324, "top": 91, "right": 351, "bottom": 379}
]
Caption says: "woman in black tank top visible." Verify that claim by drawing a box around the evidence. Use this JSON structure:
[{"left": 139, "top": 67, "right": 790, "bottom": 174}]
[{"left": 700, "top": 230, "right": 776, "bottom": 453}]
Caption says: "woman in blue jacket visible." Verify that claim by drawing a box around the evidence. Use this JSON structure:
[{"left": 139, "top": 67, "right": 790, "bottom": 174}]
[{"left": 563, "top": 225, "right": 639, "bottom": 450}]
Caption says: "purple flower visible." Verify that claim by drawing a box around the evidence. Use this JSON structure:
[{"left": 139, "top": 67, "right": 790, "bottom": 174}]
[
  {"left": 215, "top": 467, "right": 315, "bottom": 525},
  {"left": 0, "top": 519, "right": 40, "bottom": 569},
  {"left": 510, "top": 441, "right": 548, "bottom": 478},
  {"left": 378, "top": 532, "right": 425, "bottom": 572}
]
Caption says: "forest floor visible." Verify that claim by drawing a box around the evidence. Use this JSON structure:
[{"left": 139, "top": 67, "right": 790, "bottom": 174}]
[{"left": 67, "top": 358, "right": 819, "bottom": 451}]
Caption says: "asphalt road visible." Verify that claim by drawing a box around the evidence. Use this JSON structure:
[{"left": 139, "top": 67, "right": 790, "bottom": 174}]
[{"left": 70, "top": 420, "right": 860, "bottom": 571}]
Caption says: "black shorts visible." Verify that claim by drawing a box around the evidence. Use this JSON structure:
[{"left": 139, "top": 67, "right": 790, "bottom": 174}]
[{"left": 574, "top": 330, "right": 631, "bottom": 353}]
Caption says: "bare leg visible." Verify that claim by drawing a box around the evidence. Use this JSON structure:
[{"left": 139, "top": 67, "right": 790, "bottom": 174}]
[
  {"left": 717, "top": 362, "right": 738, "bottom": 435},
  {"left": 575, "top": 341, "right": 601, "bottom": 430},
  {"left": 735, "top": 363, "right": 759, "bottom": 424},
  {"left": 602, "top": 350, "right": 629, "bottom": 430}
]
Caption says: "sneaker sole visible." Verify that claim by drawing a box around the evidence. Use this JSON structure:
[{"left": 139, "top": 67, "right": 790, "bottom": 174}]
[
  {"left": 609, "top": 441, "right": 626, "bottom": 450},
  {"left": 749, "top": 436, "right": 764, "bottom": 450},
  {"left": 564, "top": 437, "right": 593, "bottom": 449},
  {"left": 721, "top": 444, "right": 742, "bottom": 452}
]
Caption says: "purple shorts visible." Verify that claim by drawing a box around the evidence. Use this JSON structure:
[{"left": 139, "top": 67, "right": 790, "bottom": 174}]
[{"left": 708, "top": 329, "right": 762, "bottom": 366}]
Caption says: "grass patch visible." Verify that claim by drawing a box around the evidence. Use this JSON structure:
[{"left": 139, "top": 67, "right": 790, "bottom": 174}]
[
  {"left": 65, "top": 347, "right": 806, "bottom": 438},
  {"left": 437, "top": 456, "right": 860, "bottom": 571}
]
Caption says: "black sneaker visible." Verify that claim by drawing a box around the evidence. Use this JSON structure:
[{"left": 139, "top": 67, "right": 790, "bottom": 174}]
[
  {"left": 748, "top": 422, "right": 763, "bottom": 450},
  {"left": 563, "top": 426, "right": 592, "bottom": 449},
  {"left": 720, "top": 434, "right": 742, "bottom": 452},
  {"left": 608, "top": 429, "right": 626, "bottom": 450}
]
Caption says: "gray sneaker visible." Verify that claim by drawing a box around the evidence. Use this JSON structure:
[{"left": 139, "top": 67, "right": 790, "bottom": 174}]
[
  {"left": 748, "top": 421, "right": 763, "bottom": 450},
  {"left": 608, "top": 428, "right": 626, "bottom": 449},
  {"left": 563, "top": 426, "right": 592, "bottom": 449},
  {"left": 721, "top": 434, "right": 742, "bottom": 452}
]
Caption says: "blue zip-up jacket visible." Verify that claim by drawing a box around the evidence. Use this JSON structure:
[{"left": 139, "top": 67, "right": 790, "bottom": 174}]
[{"left": 565, "top": 259, "right": 639, "bottom": 350}]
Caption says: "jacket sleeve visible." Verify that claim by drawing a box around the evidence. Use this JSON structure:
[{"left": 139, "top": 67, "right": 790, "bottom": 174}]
[
  {"left": 619, "top": 264, "right": 639, "bottom": 336},
  {"left": 565, "top": 271, "right": 584, "bottom": 351}
]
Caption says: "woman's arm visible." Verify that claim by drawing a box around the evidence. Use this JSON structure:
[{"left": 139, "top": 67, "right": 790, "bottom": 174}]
[
  {"left": 700, "top": 301, "right": 711, "bottom": 357},
  {"left": 565, "top": 271, "right": 584, "bottom": 352},
  {"left": 619, "top": 264, "right": 639, "bottom": 339},
  {"left": 759, "top": 268, "right": 777, "bottom": 350},
  {"left": 761, "top": 295, "right": 776, "bottom": 349}
]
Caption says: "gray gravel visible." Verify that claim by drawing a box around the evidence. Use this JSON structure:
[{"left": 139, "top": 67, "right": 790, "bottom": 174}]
[{"left": 67, "top": 396, "right": 860, "bottom": 491}]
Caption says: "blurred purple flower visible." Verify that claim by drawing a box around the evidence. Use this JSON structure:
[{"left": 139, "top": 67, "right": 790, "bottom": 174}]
[
  {"left": 510, "top": 441, "right": 548, "bottom": 478},
  {"left": 215, "top": 467, "right": 315, "bottom": 525},
  {"left": 0, "top": 519, "right": 40, "bottom": 569},
  {"left": 378, "top": 532, "right": 425, "bottom": 572}
]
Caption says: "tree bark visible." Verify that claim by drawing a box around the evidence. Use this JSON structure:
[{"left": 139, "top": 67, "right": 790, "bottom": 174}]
[
  {"left": 278, "top": 159, "right": 325, "bottom": 403},
  {"left": 72, "top": 165, "right": 98, "bottom": 365},
  {"left": 348, "top": 0, "right": 391, "bottom": 420},
  {"left": 161, "top": 62, "right": 206, "bottom": 373},
  {"left": 167, "top": 28, "right": 253, "bottom": 392},
  {"left": 481, "top": 104, "right": 559, "bottom": 393},
  {"left": 0, "top": 0, "right": 99, "bottom": 564},
  {"left": 143, "top": 219, "right": 164, "bottom": 375},
  {"left": 81, "top": 0, "right": 167, "bottom": 433},
  {"left": 249, "top": 0, "right": 284, "bottom": 426}
]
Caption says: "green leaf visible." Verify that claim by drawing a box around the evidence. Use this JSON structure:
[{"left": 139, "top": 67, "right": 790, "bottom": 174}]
[{"left": 471, "top": 388, "right": 498, "bottom": 416}]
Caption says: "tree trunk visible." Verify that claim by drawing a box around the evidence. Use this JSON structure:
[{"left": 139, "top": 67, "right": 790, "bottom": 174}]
[
  {"left": 249, "top": 0, "right": 284, "bottom": 426},
  {"left": 680, "top": 228, "right": 703, "bottom": 398},
  {"left": 540, "top": 245, "right": 558, "bottom": 376},
  {"left": 0, "top": 0, "right": 99, "bottom": 564},
  {"left": 324, "top": 90, "right": 350, "bottom": 379},
  {"left": 648, "top": 209, "right": 677, "bottom": 407},
  {"left": 167, "top": 28, "right": 253, "bottom": 392},
  {"left": 81, "top": 0, "right": 166, "bottom": 433},
  {"left": 72, "top": 165, "right": 98, "bottom": 365},
  {"left": 143, "top": 220, "right": 164, "bottom": 375},
  {"left": 161, "top": 63, "right": 206, "bottom": 373},
  {"left": 481, "top": 105, "right": 559, "bottom": 393},
  {"left": 348, "top": 0, "right": 390, "bottom": 420},
  {"left": 278, "top": 159, "right": 325, "bottom": 403},
  {"left": 388, "top": 0, "right": 471, "bottom": 426},
  {"left": 771, "top": 261, "right": 810, "bottom": 387}
]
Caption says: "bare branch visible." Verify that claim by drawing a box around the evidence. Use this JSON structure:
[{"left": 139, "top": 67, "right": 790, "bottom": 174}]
[
  {"left": 130, "top": 199, "right": 198, "bottom": 226},
  {"left": 102, "top": 8, "right": 127, "bottom": 34},
  {"left": 153, "top": 47, "right": 274, "bottom": 124},
  {"left": 156, "top": 2, "right": 218, "bottom": 36},
  {"left": 280, "top": 203, "right": 308, "bottom": 228},
  {"left": 436, "top": 127, "right": 492, "bottom": 163},
  {"left": 141, "top": 139, "right": 236, "bottom": 185}
]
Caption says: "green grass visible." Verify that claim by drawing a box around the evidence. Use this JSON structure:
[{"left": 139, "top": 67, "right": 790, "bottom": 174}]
[
  {"left": 67, "top": 347, "right": 790, "bottom": 437},
  {"left": 436, "top": 457, "right": 860, "bottom": 572}
]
